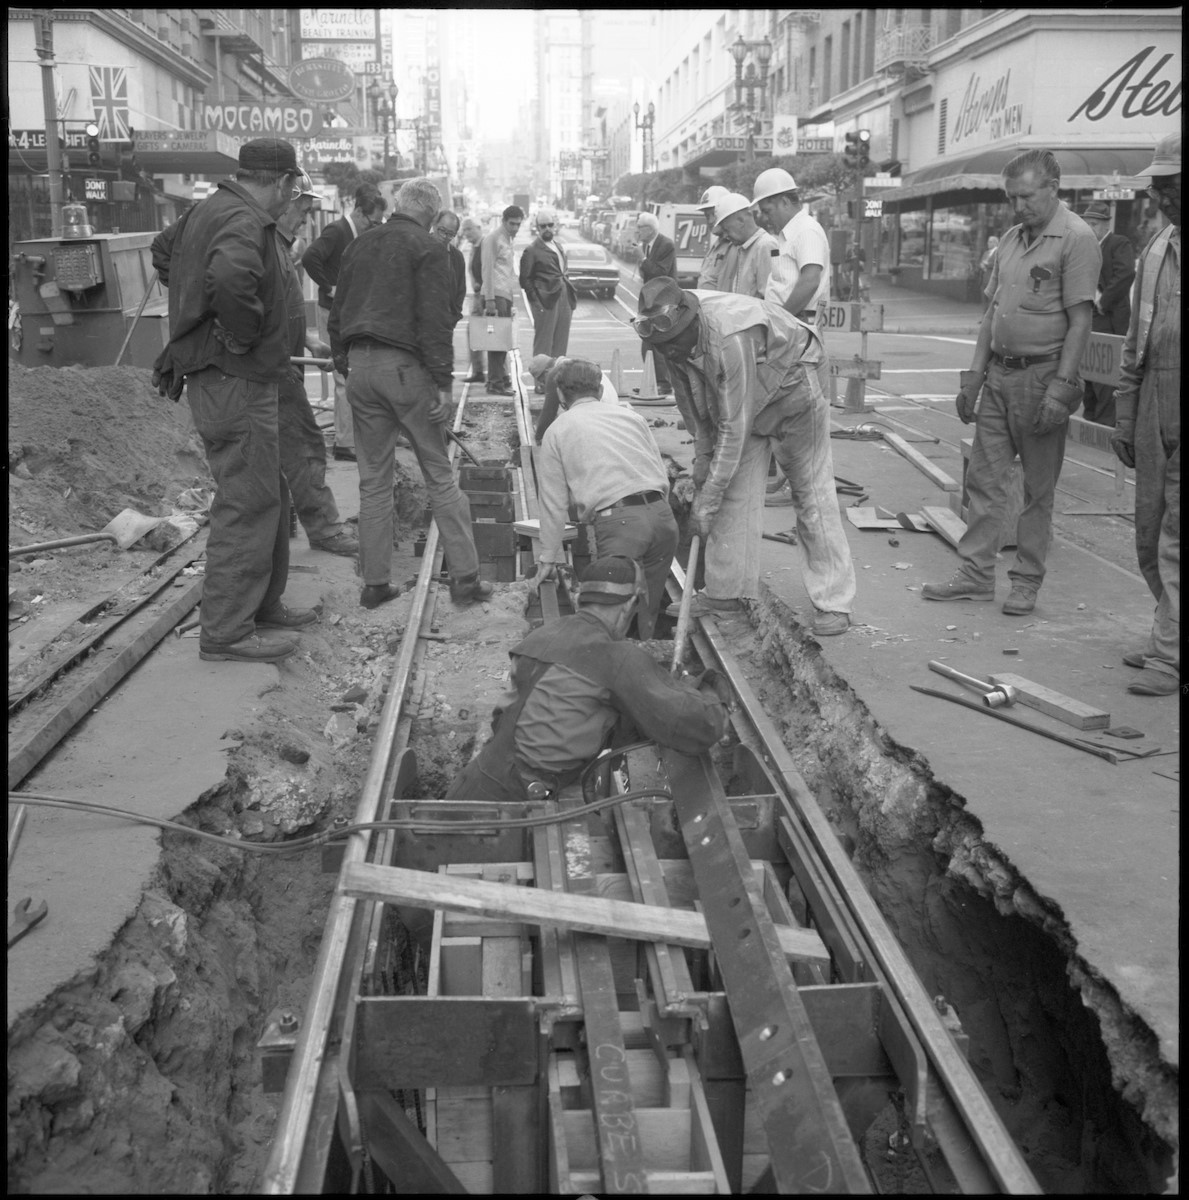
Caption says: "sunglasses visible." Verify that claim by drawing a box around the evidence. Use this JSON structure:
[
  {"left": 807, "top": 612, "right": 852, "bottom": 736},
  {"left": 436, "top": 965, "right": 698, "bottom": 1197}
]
[{"left": 632, "top": 303, "right": 681, "bottom": 338}]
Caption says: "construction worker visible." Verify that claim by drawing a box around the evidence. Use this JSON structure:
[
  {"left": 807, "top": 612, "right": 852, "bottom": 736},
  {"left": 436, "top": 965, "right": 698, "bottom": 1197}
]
[
  {"left": 634, "top": 278, "right": 856, "bottom": 637},
  {"left": 444, "top": 556, "right": 728, "bottom": 806},
  {"left": 713, "top": 192, "right": 779, "bottom": 299},
  {"left": 534, "top": 359, "right": 677, "bottom": 639},
  {"left": 695, "top": 185, "right": 732, "bottom": 289},
  {"left": 1111, "top": 131, "right": 1180, "bottom": 697}
]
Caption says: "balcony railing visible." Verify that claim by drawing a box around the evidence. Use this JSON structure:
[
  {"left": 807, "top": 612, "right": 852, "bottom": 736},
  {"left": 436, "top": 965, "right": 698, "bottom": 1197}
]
[{"left": 875, "top": 23, "right": 933, "bottom": 73}]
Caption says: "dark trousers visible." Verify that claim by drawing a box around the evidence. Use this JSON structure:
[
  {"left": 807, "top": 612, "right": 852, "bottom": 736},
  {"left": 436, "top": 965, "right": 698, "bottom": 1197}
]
[
  {"left": 484, "top": 295, "right": 514, "bottom": 387},
  {"left": 591, "top": 499, "right": 678, "bottom": 640},
  {"left": 187, "top": 368, "right": 289, "bottom": 645},
  {"left": 468, "top": 292, "right": 486, "bottom": 376},
  {"left": 278, "top": 371, "right": 341, "bottom": 544}
]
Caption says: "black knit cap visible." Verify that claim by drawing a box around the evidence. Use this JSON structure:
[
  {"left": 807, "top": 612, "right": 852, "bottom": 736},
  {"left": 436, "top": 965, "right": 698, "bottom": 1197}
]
[{"left": 239, "top": 138, "right": 298, "bottom": 173}]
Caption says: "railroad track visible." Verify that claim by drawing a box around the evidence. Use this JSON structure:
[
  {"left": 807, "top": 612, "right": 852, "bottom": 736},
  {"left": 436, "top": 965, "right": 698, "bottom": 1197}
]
[{"left": 256, "top": 364, "right": 1041, "bottom": 1194}]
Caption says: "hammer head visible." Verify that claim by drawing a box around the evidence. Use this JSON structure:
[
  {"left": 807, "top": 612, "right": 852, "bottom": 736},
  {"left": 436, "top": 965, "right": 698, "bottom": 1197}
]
[{"left": 982, "top": 684, "right": 1018, "bottom": 708}]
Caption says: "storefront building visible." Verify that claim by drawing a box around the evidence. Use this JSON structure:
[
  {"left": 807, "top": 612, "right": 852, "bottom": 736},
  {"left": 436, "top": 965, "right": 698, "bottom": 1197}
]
[{"left": 866, "top": 9, "right": 1181, "bottom": 300}]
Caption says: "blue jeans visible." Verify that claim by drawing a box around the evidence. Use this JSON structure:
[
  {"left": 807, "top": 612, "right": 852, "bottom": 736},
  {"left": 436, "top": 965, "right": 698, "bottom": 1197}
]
[
  {"left": 592, "top": 499, "right": 678, "bottom": 639},
  {"left": 346, "top": 342, "right": 479, "bottom": 586},
  {"left": 956, "top": 359, "right": 1068, "bottom": 592},
  {"left": 484, "top": 295, "right": 514, "bottom": 387},
  {"left": 186, "top": 368, "right": 289, "bottom": 645}
]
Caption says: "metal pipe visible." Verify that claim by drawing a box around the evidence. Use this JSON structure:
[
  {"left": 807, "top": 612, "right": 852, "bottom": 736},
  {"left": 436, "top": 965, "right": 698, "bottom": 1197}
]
[{"left": 34, "top": 10, "right": 64, "bottom": 236}]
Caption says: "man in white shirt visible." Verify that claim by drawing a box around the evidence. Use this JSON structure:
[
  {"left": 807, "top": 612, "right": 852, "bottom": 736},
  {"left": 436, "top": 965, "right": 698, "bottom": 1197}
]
[
  {"left": 535, "top": 358, "right": 677, "bottom": 639},
  {"left": 479, "top": 204, "right": 524, "bottom": 395}
]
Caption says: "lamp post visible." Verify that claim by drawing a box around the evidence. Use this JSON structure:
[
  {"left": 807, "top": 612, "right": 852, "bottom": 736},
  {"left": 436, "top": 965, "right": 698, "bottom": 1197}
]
[
  {"left": 367, "top": 80, "right": 400, "bottom": 173},
  {"left": 633, "top": 101, "right": 656, "bottom": 175},
  {"left": 728, "top": 34, "right": 773, "bottom": 162}
]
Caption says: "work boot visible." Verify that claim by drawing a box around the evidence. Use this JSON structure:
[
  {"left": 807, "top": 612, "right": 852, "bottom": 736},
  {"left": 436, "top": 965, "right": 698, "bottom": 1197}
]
[
  {"left": 332, "top": 445, "right": 357, "bottom": 462},
  {"left": 311, "top": 529, "right": 360, "bottom": 557},
  {"left": 256, "top": 603, "right": 319, "bottom": 630},
  {"left": 463, "top": 371, "right": 485, "bottom": 384},
  {"left": 1127, "top": 668, "right": 1178, "bottom": 696},
  {"left": 487, "top": 382, "right": 513, "bottom": 396},
  {"left": 360, "top": 583, "right": 402, "bottom": 610},
  {"left": 199, "top": 632, "right": 297, "bottom": 663},
  {"left": 921, "top": 574, "right": 995, "bottom": 602},
  {"left": 813, "top": 610, "right": 850, "bottom": 637},
  {"left": 765, "top": 482, "right": 794, "bottom": 506},
  {"left": 1001, "top": 586, "right": 1037, "bottom": 616},
  {"left": 449, "top": 573, "right": 494, "bottom": 605},
  {"left": 1121, "top": 649, "right": 1147, "bottom": 668},
  {"left": 665, "top": 593, "right": 742, "bottom": 619}
]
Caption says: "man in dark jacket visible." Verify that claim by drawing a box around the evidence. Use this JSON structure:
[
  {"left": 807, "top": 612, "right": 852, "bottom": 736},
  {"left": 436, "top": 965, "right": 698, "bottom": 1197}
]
[
  {"left": 519, "top": 207, "right": 577, "bottom": 371},
  {"left": 151, "top": 137, "right": 316, "bottom": 664},
  {"left": 302, "top": 183, "right": 387, "bottom": 461},
  {"left": 636, "top": 211, "right": 676, "bottom": 395},
  {"left": 329, "top": 178, "right": 493, "bottom": 610},
  {"left": 432, "top": 209, "right": 466, "bottom": 326},
  {"left": 1079, "top": 199, "right": 1136, "bottom": 426},
  {"left": 445, "top": 556, "right": 727, "bottom": 806}
]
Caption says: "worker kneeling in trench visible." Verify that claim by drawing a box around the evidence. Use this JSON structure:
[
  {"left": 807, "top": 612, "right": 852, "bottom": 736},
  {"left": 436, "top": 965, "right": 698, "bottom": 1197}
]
[{"left": 445, "top": 555, "right": 730, "bottom": 807}]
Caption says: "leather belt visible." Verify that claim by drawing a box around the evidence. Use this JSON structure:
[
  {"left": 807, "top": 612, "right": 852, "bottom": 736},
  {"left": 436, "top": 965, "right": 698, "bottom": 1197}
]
[
  {"left": 597, "top": 490, "right": 664, "bottom": 516},
  {"left": 992, "top": 351, "right": 1061, "bottom": 370}
]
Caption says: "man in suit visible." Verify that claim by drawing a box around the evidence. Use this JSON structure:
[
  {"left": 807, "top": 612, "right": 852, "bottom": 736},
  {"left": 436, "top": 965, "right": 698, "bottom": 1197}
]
[
  {"left": 432, "top": 209, "right": 466, "bottom": 327},
  {"left": 519, "top": 207, "right": 577, "bottom": 382},
  {"left": 636, "top": 211, "right": 676, "bottom": 396},
  {"left": 1079, "top": 199, "right": 1136, "bottom": 426},
  {"left": 302, "top": 183, "right": 387, "bottom": 460}
]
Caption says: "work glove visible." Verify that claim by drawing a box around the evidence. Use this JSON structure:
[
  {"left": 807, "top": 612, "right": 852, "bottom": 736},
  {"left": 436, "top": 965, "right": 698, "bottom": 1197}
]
[
  {"left": 1032, "top": 376, "right": 1082, "bottom": 435},
  {"left": 955, "top": 369, "right": 985, "bottom": 424},
  {"left": 691, "top": 454, "right": 711, "bottom": 489},
  {"left": 691, "top": 491, "right": 717, "bottom": 539},
  {"left": 151, "top": 347, "right": 184, "bottom": 403},
  {"left": 1109, "top": 419, "right": 1136, "bottom": 469},
  {"left": 428, "top": 388, "right": 454, "bottom": 425}
]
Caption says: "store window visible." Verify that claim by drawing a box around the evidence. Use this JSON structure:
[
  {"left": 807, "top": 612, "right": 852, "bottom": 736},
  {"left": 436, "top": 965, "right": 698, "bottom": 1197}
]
[
  {"left": 897, "top": 210, "right": 928, "bottom": 268},
  {"left": 929, "top": 202, "right": 977, "bottom": 280}
]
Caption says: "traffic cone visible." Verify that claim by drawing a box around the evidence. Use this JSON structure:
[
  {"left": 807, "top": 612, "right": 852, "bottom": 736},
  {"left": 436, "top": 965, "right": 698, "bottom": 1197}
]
[
  {"left": 610, "top": 348, "right": 623, "bottom": 394},
  {"left": 631, "top": 349, "right": 667, "bottom": 404}
]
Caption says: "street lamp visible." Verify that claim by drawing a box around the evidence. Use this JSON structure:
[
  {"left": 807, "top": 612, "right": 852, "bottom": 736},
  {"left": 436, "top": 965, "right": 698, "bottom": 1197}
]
[
  {"left": 728, "top": 34, "right": 773, "bottom": 162},
  {"left": 633, "top": 101, "right": 655, "bottom": 174},
  {"left": 367, "top": 80, "right": 400, "bottom": 172}
]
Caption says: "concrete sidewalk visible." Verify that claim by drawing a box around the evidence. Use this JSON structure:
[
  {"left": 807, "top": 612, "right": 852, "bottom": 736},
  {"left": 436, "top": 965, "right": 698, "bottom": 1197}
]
[{"left": 863, "top": 277, "right": 985, "bottom": 337}]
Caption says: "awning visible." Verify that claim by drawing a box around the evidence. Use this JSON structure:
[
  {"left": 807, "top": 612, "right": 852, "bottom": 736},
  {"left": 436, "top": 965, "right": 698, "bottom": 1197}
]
[
  {"left": 869, "top": 144, "right": 1153, "bottom": 204},
  {"left": 8, "top": 130, "right": 240, "bottom": 179}
]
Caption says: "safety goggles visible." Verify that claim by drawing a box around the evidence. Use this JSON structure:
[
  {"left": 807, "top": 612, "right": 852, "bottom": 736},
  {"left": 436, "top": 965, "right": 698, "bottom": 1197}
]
[{"left": 632, "top": 303, "right": 682, "bottom": 339}]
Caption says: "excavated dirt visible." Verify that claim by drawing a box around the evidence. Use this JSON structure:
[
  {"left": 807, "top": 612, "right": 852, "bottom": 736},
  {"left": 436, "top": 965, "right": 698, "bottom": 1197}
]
[{"left": 7, "top": 366, "right": 1175, "bottom": 1193}]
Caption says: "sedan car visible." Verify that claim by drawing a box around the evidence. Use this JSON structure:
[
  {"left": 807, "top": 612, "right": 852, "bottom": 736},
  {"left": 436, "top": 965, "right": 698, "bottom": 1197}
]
[{"left": 564, "top": 240, "right": 620, "bottom": 299}]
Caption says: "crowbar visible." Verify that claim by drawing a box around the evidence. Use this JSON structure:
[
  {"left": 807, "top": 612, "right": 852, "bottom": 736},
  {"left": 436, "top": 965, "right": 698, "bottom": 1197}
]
[
  {"left": 445, "top": 428, "right": 481, "bottom": 466},
  {"left": 114, "top": 274, "right": 159, "bottom": 367},
  {"left": 8, "top": 897, "right": 48, "bottom": 949},
  {"left": 670, "top": 534, "right": 701, "bottom": 673}
]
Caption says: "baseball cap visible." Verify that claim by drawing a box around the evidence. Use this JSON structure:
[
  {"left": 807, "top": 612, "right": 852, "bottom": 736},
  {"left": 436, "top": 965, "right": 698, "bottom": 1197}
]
[
  {"left": 294, "top": 170, "right": 318, "bottom": 200},
  {"left": 577, "top": 557, "right": 644, "bottom": 606},
  {"left": 1142, "top": 132, "right": 1181, "bottom": 177},
  {"left": 239, "top": 138, "right": 298, "bottom": 174}
]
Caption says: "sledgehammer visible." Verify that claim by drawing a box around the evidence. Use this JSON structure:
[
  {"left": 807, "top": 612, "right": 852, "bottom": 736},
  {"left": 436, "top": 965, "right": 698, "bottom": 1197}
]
[{"left": 927, "top": 661, "right": 1018, "bottom": 708}]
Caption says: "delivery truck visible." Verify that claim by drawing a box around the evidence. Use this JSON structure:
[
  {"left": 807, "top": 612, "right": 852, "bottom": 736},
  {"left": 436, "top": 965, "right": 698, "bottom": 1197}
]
[{"left": 648, "top": 202, "right": 712, "bottom": 288}]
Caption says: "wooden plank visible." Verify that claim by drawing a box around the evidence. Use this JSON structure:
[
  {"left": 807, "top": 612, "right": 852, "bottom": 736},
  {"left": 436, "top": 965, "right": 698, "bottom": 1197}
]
[
  {"left": 492, "top": 1083, "right": 543, "bottom": 1192},
  {"left": 845, "top": 506, "right": 903, "bottom": 530},
  {"left": 432, "top": 1094, "right": 492, "bottom": 1161},
  {"left": 920, "top": 504, "right": 967, "bottom": 550},
  {"left": 684, "top": 1046, "right": 732, "bottom": 1192},
  {"left": 440, "top": 936, "right": 482, "bottom": 996},
  {"left": 343, "top": 860, "right": 830, "bottom": 967},
  {"left": 564, "top": 1107, "right": 693, "bottom": 1172},
  {"left": 570, "top": 1168, "right": 718, "bottom": 1193},
  {"left": 987, "top": 672, "right": 1111, "bottom": 730},
  {"left": 358, "top": 1089, "right": 468, "bottom": 1194},
  {"left": 882, "top": 431, "right": 960, "bottom": 492}
]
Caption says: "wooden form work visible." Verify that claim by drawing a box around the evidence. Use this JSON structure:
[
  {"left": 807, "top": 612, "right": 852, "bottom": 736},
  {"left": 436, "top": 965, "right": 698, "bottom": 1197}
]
[{"left": 987, "top": 672, "right": 1110, "bottom": 730}]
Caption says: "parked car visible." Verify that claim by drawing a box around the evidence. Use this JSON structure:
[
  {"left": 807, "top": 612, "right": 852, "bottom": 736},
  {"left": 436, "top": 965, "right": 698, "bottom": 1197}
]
[
  {"left": 593, "top": 211, "right": 615, "bottom": 247},
  {"left": 564, "top": 241, "right": 620, "bottom": 299},
  {"left": 611, "top": 210, "right": 641, "bottom": 261}
]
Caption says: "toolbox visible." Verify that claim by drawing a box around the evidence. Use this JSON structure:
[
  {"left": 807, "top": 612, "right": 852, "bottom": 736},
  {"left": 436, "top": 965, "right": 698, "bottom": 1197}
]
[{"left": 467, "top": 315, "right": 517, "bottom": 352}]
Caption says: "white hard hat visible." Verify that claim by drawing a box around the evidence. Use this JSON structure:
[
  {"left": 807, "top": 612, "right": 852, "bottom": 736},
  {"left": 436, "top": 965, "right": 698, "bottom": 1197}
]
[
  {"left": 713, "top": 192, "right": 752, "bottom": 231},
  {"left": 697, "top": 184, "right": 729, "bottom": 209},
  {"left": 751, "top": 167, "right": 798, "bottom": 204}
]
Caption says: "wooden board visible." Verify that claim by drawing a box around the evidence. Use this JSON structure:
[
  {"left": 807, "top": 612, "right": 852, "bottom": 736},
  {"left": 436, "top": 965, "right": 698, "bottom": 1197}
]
[
  {"left": 920, "top": 505, "right": 968, "bottom": 550},
  {"left": 987, "top": 672, "right": 1111, "bottom": 730},
  {"left": 882, "top": 432, "right": 960, "bottom": 492},
  {"left": 343, "top": 860, "right": 829, "bottom": 967}
]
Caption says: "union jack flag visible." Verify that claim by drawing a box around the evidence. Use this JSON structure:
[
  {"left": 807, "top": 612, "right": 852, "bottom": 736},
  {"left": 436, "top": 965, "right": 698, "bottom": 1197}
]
[{"left": 90, "top": 66, "right": 129, "bottom": 139}]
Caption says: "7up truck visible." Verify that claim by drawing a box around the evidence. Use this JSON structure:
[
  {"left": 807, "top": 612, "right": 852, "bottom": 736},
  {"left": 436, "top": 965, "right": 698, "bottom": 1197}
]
[{"left": 647, "top": 203, "right": 711, "bottom": 288}]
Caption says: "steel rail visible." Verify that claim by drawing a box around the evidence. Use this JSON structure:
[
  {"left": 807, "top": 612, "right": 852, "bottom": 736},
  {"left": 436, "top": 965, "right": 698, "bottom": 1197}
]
[
  {"left": 690, "top": 615, "right": 1041, "bottom": 1194},
  {"left": 260, "top": 407, "right": 470, "bottom": 1194}
]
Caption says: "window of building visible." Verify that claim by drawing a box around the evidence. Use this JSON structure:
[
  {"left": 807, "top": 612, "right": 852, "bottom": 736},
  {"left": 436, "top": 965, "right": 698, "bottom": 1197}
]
[
  {"left": 809, "top": 46, "right": 817, "bottom": 94},
  {"left": 853, "top": 12, "right": 864, "bottom": 84},
  {"left": 864, "top": 12, "right": 876, "bottom": 77},
  {"left": 823, "top": 35, "right": 832, "bottom": 99},
  {"left": 840, "top": 21, "right": 850, "bottom": 92}
]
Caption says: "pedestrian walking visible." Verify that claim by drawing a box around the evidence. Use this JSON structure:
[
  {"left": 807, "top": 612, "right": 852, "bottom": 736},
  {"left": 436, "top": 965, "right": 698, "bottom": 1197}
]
[
  {"left": 637, "top": 211, "right": 677, "bottom": 396},
  {"left": 275, "top": 172, "right": 358, "bottom": 558},
  {"left": 479, "top": 205, "right": 524, "bottom": 395},
  {"left": 534, "top": 358, "right": 678, "bottom": 639},
  {"left": 328, "top": 178, "right": 494, "bottom": 610},
  {"left": 302, "top": 183, "right": 387, "bottom": 461},
  {"left": 151, "top": 138, "right": 316, "bottom": 663},
  {"left": 634, "top": 278, "right": 856, "bottom": 637},
  {"left": 1110, "top": 132, "right": 1180, "bottom": 697},
  {"left": 519, "top": 207, "right": 577, "bottom": 375},
  {"left": 713, "top": 192, "right": 779, "bottom": 299},
  {"left": 1079, "top": 199, "right": 1137, "bottom": 426},
  {"left": 923, "top": 148, "right": 1100, "bottom": 616}
]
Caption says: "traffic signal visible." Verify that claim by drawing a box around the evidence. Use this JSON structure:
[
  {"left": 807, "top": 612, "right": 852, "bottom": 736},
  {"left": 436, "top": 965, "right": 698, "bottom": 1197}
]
[
  {"left": 844, "top": 129, "right": 872, "bottom": 170},
  {"left": 119, "top": 129, "right": 140, "bottom": 182},
  {"left": 86, "top": 121, "right": 102, "bottom": 168},
  {"left": 857, "top": 129, "right": 871, "bottom": 167}
]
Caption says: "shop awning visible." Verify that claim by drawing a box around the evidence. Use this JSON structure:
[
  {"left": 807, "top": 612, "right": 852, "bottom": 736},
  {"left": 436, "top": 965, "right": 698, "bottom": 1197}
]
[
  {"left": 869, "top": 145, "right": 1154, "bottom": 204},
  {"left": 9, "top": 130, "right": 240, "bottom": 179}
]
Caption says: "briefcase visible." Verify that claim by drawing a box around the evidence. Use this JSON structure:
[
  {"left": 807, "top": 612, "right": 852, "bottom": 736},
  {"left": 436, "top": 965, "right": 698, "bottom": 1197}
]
[{"left": 467, "top": 313, "right": 516, "bottom": 352}]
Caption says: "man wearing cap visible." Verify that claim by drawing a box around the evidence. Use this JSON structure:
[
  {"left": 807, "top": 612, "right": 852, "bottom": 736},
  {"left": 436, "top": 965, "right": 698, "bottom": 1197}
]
[
  {"left": 637, "top": 211, "right": 677, "bottom": 396},
  {"left": 714, "top": 193, "right": 778, "bottom": 300},
  {"left": 519, "top": 208, "right": 577, "bottom": 376},
  {"left": 923, "top": 149, "right": 1100, "bottom": 617},
  {"left": 1110, "top": 132, "right": 1180, "bottom": 697},
  {"left": 302, "top": 183, "right": 388, "bottom": 462},
  {"left": 1078, "top": 200, "right": 1136, "bottom": 426},
  {"left": 330, "top": 177, "right": 493, "bottom": 611},
  {"left": 275, "top": 172, "right": 359, "bottom": 558},
  {"left": 634, "top": 278, "right": 856, "bottom": 637},
  {"left": 443, "top": 556, "right": 728, "bottom": 806},
  {"left": 479, "top": 204, "right": 524, "bottom": 395},
  {"left": 696, "top": 186, "right": 733, "bottom": 289},
  {"left": 535, "top": 359, "right": 677, "bottom": 640},
  {"left": 529, "top": 353, "right": 620, "bottom": 442},
  {"left": 151, "top": 137, "right": 316, "bottom": 663}
]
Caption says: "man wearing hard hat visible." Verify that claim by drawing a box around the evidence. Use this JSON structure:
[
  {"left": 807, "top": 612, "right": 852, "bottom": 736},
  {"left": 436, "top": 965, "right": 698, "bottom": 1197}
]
[
  {"left": 752, "top": 167, "right": 831, "bottom": 329},
  {"left": 1110, "top": 131, "right": 1180, "bottom": 698},
  {"left": 712, "top": 192, "right": 779, "bottom": 300},
  {"left": 696, "top": 185, "right": 733, "bottom": 289}
]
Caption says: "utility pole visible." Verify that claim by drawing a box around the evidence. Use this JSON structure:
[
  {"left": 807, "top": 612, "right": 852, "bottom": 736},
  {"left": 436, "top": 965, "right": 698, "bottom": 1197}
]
[{"left": 33, "top": 8, "right": 65, "bottom": 236}]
